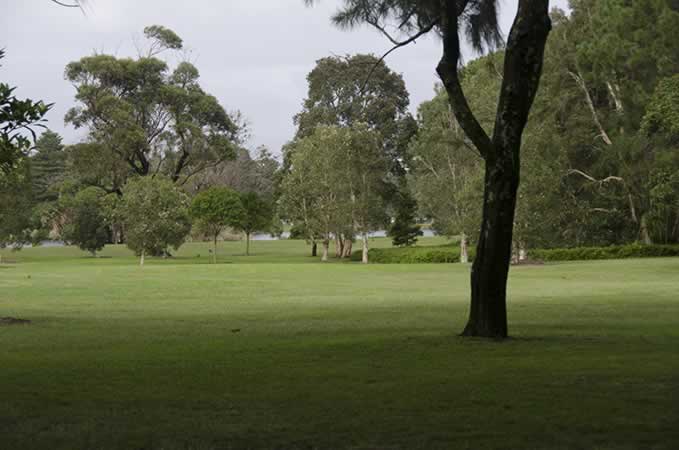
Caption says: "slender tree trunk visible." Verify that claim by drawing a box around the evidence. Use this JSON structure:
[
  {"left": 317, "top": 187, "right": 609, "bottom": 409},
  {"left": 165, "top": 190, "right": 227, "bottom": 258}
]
[
  {"left": 335, "top": 233, "right": 344, "bottom": 258},
  {"left": 460, "top": 233, "right": 468, "bottom": 264},
  {"left": 213, "top": 235, "right": 218, "bottom": 264},
  {"left": 311, "top": 241, "right": 318, "bottom": 257},
  {"left": 640, "top": 215, "right": 652, "bottom": 245},
  {"left": 361, "top": 233, "right": 369, "bottom": 264},
  {"left": 321, "top": 240, "right": 329, "bottom": 262},
  {"left": 140, "top": 249, "right": 145, "bottom": 266},
  {"left": 246, "top": 232, "right": 250, "bottom": 256},
  {"left": 343, "top": 239, "right": 353, "bottom": 258}
]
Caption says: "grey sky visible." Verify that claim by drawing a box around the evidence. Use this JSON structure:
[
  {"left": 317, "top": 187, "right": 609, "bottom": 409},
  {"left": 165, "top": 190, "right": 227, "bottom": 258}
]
[{"left": 2, "top": 0, "right": 569, "bottom": 155}]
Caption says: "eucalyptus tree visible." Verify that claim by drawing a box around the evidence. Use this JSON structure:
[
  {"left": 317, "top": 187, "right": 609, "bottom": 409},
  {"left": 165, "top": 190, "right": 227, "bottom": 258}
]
[
  {"left": 65, "top": 26, "right": 241, "bottom": 189},
  {"left": 310, "top": 0, "right": 551, "bottom": 338}
]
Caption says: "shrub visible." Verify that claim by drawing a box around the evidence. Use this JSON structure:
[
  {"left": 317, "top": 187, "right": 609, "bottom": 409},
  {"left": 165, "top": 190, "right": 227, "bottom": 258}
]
[
  {"left": 351, "top": 243, "right": 471, "bottom": 264},
  {"left": 529, "top": 243, "right": 679, "bottom": 262}
]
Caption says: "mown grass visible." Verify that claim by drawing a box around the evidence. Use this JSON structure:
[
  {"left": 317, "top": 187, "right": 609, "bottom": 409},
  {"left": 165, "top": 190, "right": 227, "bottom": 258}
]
[{"left": 1, "top": 239, "right": 678, "bottom": 449}]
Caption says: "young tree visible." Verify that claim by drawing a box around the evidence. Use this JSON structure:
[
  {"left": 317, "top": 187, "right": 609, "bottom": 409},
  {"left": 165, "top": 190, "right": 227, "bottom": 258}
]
[
  {"left": 235, "top": 192, "right": 273, "bottom": 256},
  {"left": 190, "top": 187, "right": 245, "bottom": 263},
  {"left": 388, "top": 187, "right": 423, "bottom": 248},
  {"left": 63, "top": 187, "right": 109, "bottom": 256},
  {"left": 117, "top": 176, "right": 191, "bottom": 265},
  {"left": 346, "top": 124, "right": 389, "bottom": 263},
  {"left": 313, "top": 0, "right": 552, "bottom": 338}
]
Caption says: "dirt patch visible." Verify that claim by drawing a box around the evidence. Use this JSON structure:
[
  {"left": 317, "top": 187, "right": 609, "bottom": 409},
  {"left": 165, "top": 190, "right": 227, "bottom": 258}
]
[{"left": 0, "top": 317, "right": 31, "bottom": 326}]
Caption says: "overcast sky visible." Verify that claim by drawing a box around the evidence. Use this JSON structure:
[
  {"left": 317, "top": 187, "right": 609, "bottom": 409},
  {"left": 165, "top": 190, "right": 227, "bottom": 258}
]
[{"left": 2, "top": 0, "right": 569, "bottom": 156}]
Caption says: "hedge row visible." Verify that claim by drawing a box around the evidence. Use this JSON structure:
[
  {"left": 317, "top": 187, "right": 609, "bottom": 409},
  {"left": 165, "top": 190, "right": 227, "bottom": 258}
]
[
  {"left": 352, "top": 243, "right": 679, "bottom": 264},
  {"left": 528, "top": 243, "right": 679, "bottom": 261},
  {"left": 351, "top": 244, "right": 471, "bottom": 264}
]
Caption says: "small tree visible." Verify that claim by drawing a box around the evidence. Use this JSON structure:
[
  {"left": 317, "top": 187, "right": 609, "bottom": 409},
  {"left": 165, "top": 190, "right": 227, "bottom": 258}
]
[
  {"left": 388, "top": 187, "right": 422, "bottom": 247},
  {"left": 235, "top": 192, "right": 273, "bottom": 256},
  {"left": 63, "top": 187, "right": 109, "bottom": 256},
  {"left": 190, "top": 187, "right": 245, "bottom": 263},
  {"left": 117, "top": 176, "right": 191, "bottom": 265}
]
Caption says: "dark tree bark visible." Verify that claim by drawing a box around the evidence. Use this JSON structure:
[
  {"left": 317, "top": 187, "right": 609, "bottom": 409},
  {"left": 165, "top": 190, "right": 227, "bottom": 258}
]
[
  {"left": 311, "top": 242, "right": 318, "bottom": 257},
  {"left": 437, "top": 0, "right": 551, "bottom": 338}
]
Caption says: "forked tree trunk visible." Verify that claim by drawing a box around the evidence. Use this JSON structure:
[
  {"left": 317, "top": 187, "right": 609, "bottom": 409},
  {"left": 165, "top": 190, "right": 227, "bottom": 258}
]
[
  {"left": 460, "top": 233, "right": 469, "bottom": 264},
  {"left": 343, "top": 240, "right": 353, "bottom": 258},
  {"left": 437, "top": 0, "right": 551, "bottom": 338},
  {"left": 321, "top": 240, "right": 329, "bottom": 262},
  {"left": 361, "top": 233, "right": 369, "bottom": 264}
]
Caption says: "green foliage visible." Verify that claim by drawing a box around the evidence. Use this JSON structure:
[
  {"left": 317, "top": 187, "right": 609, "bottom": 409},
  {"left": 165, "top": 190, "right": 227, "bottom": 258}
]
[
  {"left": 642, "top": 74, "right": 679, "bottom": 138},
  {"left": 0, "top": 50, "right": 52, "bottom": 176},
  {"left": 64, "top": 27, "right": 240, "bottom": 189},
  {"left": 29, "top": 131, "right": 66, "bottom": 203},
  {"left": 117, "top": 176, "right": 191, "bottom": 258},
  {"left": 62, "top": 187, "right": 109, "bottom": 255},
  {"left": 529, "top": 243, "right": 679, "bottom": 262},
  {"left": 387, "top": 187, "right": 422, "bottom": 247},
  {"left": 190, "top": 187, "right": 244, "bottom": 240},
  {"left": 0, "top": 160, "right": 35, "bottom": 248},
  {"left": 236, "top": 192, "right": 273, "bottom": 236}
]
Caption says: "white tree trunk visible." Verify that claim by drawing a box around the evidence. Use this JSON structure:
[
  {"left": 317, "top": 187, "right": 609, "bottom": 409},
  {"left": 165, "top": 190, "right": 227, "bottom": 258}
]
[
  {"left": 321, "top": 240, "right": 329, "bottom": 262},
  {"left": 460, "top": 233, "right": 469, "bottom": 264},
  {"left": 140, "top": 249, "right": 145, "bottom": 266},
  {"left": 361, "top": 233, "right": 369, "bottom": 264}
]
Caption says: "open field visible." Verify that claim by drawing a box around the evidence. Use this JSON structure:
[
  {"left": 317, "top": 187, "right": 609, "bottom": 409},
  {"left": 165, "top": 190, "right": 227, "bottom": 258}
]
[{"left": 1, "top": 240, "right": 679, "bottom": 449}]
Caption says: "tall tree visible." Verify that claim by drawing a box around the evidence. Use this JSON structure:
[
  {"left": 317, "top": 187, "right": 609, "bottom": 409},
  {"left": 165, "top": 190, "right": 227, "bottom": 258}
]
[
  {"left": 64, "top": 26, "right": 241, "bottom": 189},
  {"left": 313, "top": 0, "right": 552, "bottom": 338},
  {"left": 30, "top": 131, "right": 66, "bottom": 203}
]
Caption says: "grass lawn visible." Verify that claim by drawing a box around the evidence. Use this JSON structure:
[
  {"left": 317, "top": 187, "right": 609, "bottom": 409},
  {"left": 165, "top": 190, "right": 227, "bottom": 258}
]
[{"left": 1, "top": 239, "right": 678, "bottom": 449}]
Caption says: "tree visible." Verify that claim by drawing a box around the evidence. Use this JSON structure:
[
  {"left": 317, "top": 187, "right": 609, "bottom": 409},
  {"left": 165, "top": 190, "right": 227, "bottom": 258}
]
[
  {"left": 235, "top": 192, "right": 273, "bottom": 256},
  {"left": 30, "top": 131, "right": 66, "bottom": 203},
  {"left": 388, "top": 187, "right": 423, "bottom": 248},
  {"left": 117, "top": 176, "right": 191, "bottom": 265},
  {"left": 62, "top": 187, "right": 109, "bottom": 256},
  {"left": 314, "top": 0, "right": 552, "bottom": 338},
  {"left": 64, "top": 26, "right": 241, "bottom": 189},
  {"left": 1, "top": 50, "right": 51, "bottom": 177},
  {"left": 190, "top": 187, "right": 245, "bottom": 263},
  {"left": 346, "top": 124, "right": 389, "bottom": 263}
]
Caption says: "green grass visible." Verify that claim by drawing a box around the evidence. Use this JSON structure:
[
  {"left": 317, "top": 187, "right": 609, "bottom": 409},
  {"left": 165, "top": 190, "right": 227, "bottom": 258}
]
[{"left": 1, "top": 239, "right": 678, "bottom": 449}]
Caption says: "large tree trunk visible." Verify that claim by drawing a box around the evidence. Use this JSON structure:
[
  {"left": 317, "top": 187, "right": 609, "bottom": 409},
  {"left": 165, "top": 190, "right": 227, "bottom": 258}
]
[
  {"left": 437, "top": 0, "right": 551, "bottom": 338},
  {"left": 140, "top": 249, "right": 145, "bottom": 267},
  {"left": 335, "top": 233, "right": 344, "bottom": 258},
  {"left": 465, "top": 157, "right": 519, "bottom": 337},
  {"left": 640, "top": 214, "right": 652, "bottom": 245},
  {"left": 361, "top": 233, "right": 369, "bottom": 264}
]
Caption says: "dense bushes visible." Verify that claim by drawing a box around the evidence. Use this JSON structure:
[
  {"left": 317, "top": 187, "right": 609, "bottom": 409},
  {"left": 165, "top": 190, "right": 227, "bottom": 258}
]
[
  {"left": 529, "top": 244, "right": 679, "bottom": 262},
  {"left": 351, "top": 243, "right": 471, "bottom": 264},
  {"left": 353, "top": 243, "right": 679, "bottom": 264}
]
